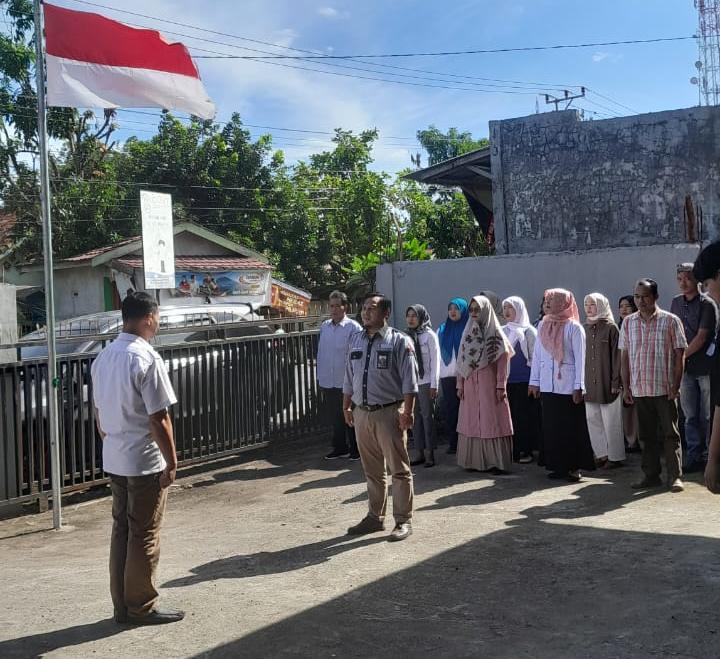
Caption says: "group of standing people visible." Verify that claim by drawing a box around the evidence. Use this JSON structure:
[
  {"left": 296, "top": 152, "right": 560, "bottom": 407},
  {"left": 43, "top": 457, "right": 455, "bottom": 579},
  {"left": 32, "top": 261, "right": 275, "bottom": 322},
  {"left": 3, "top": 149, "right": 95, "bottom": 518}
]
[{"left": 319, "top": 257, "right": 720, "bottom": 541}]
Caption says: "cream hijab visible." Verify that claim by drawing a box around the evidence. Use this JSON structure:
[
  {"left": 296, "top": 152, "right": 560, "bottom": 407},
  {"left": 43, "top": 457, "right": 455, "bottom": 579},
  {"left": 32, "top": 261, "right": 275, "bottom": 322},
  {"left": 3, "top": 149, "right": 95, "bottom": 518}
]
[
  {"left": 457, "top": 295, "right": 514, "bottom": 378},
  {"left": 584, "top": 293, "right": 615, "bottom": 324}
]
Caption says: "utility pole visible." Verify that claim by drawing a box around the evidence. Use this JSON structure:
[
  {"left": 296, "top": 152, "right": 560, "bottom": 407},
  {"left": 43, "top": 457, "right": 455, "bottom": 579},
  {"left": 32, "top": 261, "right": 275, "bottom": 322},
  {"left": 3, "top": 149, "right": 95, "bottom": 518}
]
[{"left": 544, "top": 87, "right": 586, "bottom": 111}]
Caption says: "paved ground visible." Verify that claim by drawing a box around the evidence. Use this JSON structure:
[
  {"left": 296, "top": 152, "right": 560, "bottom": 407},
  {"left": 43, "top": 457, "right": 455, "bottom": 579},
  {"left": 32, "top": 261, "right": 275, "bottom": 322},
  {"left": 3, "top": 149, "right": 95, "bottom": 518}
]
[{"left": 1, "top": 437, "right": 720, "bottom": 659}]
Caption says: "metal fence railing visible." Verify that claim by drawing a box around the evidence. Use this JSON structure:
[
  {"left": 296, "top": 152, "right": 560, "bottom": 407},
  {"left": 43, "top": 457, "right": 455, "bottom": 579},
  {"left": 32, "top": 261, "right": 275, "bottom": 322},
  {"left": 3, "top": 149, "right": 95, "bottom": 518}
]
[{"left": 0, "top": 330, "right": 322, "bottom": 506}]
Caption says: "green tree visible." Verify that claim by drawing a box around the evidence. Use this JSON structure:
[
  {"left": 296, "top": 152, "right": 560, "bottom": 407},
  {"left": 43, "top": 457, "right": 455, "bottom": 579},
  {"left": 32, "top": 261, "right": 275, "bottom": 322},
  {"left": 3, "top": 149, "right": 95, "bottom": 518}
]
[{"left": 416, "top": 125, "right": 489, "bottom": 166}]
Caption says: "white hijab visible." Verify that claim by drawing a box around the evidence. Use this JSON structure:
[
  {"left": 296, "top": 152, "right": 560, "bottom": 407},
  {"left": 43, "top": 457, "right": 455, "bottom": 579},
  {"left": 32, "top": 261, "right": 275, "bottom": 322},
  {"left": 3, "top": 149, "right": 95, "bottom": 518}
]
[
  {"left": 501, "top": 296, "right": 536, "bottom": 365},
  {"left": 584, "top": 293, "right": 615, "bottom": 324}
]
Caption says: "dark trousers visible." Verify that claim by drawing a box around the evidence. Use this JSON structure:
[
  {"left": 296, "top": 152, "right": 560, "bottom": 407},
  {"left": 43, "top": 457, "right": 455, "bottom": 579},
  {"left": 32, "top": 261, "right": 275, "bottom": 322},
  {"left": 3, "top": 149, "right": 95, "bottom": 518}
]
[
  {"left": 635, "top": 396, "right": 682, "bottom": 482},
  {"left": 508, "top": 382, "right": 540, "bottom": 459},
  {"left": 321, "top": 387, "right": 357, "bottom": 454},
  {"left": 109, "top": 473, "right": 167, "bottom": 618},
  {"left": 440, "top": 377, "right": 460, "bottom": 451}
]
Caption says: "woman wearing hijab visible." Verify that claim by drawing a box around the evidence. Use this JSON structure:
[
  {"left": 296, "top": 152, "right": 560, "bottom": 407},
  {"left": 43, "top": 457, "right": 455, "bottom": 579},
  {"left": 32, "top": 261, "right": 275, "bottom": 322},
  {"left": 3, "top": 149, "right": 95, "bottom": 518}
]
[
  {"left": 456, "top": 296, "right": 515, "bottom": 474},
  {"left": 478, "top": 290, "right": 505, "bottom": 325},
  {"left": 406, "top": 304, "right": 441, "bottom": 467},
  {"left": 618, "top": 295, "right": 640, "bottom": 452},
  {"left": 502, "top": 296, "right": 539, "bottom": 464},
  {"left": 437, "top": 298, "right": 470, "bottom": 455},
  {"left": 583, "top": 293, "right": 625, "bottom": 468},
  {"left": 529, "top": 289, "right": 595, "bottom": 482}
]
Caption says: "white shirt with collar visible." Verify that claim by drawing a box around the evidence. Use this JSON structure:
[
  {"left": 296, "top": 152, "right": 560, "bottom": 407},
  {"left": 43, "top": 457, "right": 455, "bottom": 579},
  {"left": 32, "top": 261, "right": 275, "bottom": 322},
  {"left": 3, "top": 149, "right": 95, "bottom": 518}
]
[
  {"left": 317, "top": 315, "right": 362, "bottom": 389},
  {"left": 414, "top": 329, "right": 441, "bottom": 388},
  {"left": 91, "top": 332, "right": 177, "bottom": 477},
  {"left": 529, "top": 321, "right": 586, "bottom": 395}
]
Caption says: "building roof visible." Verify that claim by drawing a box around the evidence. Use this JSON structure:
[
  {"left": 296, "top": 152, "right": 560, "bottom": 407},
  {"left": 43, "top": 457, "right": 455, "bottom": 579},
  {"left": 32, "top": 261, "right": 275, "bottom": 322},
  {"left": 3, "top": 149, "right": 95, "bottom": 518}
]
[
  {"left": 113, "top": 255, "right": 272, "bottom": 271},
  {"left": 404, "top": 146, "right": 492, "bottom": 188},
  {"left": 57, "top": 221, "right": 268, "bottom": 268}
]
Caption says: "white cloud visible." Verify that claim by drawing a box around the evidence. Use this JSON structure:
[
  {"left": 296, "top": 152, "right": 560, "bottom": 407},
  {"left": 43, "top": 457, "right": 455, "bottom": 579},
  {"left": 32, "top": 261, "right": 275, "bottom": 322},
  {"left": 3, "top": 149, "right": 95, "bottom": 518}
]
[
  {"left": 318, "top": 7, "right": 339, "bottom": 18},
  {"left": 592, "top": 52, "right": 610, "bottom": 63}
]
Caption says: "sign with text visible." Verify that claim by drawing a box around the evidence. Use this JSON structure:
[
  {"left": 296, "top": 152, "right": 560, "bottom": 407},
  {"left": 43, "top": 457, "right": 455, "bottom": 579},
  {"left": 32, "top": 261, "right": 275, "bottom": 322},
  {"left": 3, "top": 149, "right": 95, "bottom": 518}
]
[
  {"left": 140, "top": 190, "right": 175, "bottom": 289},
  {"left": 170, "top": 269, "right": 271, "bottom": 305}
]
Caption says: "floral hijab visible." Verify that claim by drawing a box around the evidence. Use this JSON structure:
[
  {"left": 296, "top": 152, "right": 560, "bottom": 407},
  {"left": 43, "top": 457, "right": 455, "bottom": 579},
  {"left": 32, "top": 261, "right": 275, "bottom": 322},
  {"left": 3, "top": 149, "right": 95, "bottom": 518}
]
[{"left": 457, "top": 295, "right": 513, "bottom": 378}]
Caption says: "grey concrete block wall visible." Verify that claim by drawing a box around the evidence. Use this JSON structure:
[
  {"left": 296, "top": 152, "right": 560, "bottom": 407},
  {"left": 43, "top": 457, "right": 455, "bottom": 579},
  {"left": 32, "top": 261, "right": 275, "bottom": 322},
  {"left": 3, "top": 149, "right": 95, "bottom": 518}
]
[
  {"left": 490, "top": 107, "right": 720, "bottom": 254},
  {"left": 376, "top": 244, "right": 701, "bottom": 329},
  {"left": 0, "top": 284, "right": 18, "bottom": 363}
]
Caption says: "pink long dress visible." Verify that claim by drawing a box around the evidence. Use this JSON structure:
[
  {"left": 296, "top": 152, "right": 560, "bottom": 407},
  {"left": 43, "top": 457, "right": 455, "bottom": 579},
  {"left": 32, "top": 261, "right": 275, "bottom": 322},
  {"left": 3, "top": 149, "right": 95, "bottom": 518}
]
[{"left": 456, "top": 352, "right": 514, "bottom": 470}]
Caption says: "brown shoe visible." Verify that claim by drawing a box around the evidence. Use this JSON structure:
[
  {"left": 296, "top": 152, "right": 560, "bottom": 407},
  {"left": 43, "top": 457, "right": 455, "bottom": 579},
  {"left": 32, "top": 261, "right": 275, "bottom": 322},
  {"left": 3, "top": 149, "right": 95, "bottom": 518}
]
[
  {"left": 347, "top": 515, "right": 385, "bottom": 536},
  {"left": 389, "top": 522, "right": 413, "bottom": 542}
]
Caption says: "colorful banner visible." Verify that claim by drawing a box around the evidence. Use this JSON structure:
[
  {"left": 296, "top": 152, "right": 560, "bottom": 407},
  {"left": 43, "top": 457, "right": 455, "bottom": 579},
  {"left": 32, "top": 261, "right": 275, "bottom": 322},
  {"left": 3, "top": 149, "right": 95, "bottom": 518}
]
[
  {"left": 170, "top": 270, "right": 270, "bottom": 304},
  {"left": 271, "top": 281, "right": 311, "bottom": 316}
]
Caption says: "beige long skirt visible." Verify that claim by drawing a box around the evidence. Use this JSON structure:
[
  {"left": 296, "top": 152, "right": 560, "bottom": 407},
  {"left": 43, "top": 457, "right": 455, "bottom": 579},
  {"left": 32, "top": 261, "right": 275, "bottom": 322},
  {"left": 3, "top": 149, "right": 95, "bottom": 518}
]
[{"left": 457, "top": 434, "right": 513, "bottom": 471}]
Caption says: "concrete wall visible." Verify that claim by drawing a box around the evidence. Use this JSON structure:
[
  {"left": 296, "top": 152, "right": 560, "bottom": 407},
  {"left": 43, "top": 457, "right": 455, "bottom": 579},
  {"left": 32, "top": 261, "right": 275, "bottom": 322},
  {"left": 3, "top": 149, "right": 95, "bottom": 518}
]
[
  {"left": 53, "top": 266, "right": 106, "bottom": 319},
  {"left": 490, "top": 107, "right": 720, "bottom": 254},
  {"left": 376, "top": 244, "right": 701, "bottom": 329},
  {"left": 0, "top": 284, "right": 18, "bottom": 362}
]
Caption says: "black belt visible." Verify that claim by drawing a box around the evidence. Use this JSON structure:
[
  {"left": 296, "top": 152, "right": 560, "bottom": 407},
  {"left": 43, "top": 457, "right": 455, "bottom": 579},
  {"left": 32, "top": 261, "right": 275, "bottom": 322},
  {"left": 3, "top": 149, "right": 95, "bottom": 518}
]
[{"left": 356, "top": 400, "right": 402, "bottom": 412}]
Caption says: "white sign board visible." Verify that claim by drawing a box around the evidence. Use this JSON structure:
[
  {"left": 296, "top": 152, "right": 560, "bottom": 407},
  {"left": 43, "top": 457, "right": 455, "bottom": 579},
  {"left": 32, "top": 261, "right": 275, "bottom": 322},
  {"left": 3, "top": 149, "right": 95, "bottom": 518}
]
[{"left": 140, "top": 190, "right": 175, "bottom": 289}]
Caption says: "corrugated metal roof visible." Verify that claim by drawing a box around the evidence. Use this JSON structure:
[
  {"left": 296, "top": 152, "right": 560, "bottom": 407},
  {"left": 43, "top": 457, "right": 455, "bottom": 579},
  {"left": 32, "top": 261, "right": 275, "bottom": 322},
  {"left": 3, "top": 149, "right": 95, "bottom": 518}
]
[{"left": 114, "top": 255, "right": 272, "bottom": 270}]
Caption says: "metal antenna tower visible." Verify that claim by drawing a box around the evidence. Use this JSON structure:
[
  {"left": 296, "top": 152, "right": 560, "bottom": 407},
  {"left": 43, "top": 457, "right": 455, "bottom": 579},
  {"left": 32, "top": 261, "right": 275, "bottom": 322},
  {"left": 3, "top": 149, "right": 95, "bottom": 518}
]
[{"left": 695, "top": 0, "right": 720, "bottom": 105}]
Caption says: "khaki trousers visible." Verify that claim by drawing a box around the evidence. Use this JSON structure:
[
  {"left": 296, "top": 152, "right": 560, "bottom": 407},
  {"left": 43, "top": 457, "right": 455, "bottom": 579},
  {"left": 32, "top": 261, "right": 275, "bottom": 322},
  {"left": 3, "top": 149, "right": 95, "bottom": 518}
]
[
  {"left": 354, "top": 405, "right": 413, "bottom": 524},
  {"left": 109, "top": 473, "right": 168, "bottom": 617},
  {"left": 635, "top": 396, "right": 682, "bottom": 483}
]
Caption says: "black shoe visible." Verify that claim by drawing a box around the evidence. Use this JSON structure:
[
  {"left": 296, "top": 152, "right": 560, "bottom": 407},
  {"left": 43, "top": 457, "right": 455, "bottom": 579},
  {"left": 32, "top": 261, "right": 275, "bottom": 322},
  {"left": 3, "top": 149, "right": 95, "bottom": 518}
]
[
  {"left": 347, "top": 515, "right": 385, "bottom": 535},
  {"left": 325, "top": 450, "right": 350, "bottom": 460},
  {"left": 410, "top": 455, "right": 425, "bottom": 466},
  {"left": 547, "top": 471, "right": 567, "bottom": 480},
  {"left": 124, "top": 608, "right": 185, "bottom": 626},
  {"left": 113, "top": 610, "right": 128, "bottom": 624},
  {"left": 683, "top": 462, "right": 705, "bottom": 474},
  {"left": 631, "top": 477, "right": 663, "bottom": 489},
  {"left": 349, "top": 453, "right": 361, "bottom": 461},
  {"left": 446, "top": 446, "right": 457, "bottom": 455}
]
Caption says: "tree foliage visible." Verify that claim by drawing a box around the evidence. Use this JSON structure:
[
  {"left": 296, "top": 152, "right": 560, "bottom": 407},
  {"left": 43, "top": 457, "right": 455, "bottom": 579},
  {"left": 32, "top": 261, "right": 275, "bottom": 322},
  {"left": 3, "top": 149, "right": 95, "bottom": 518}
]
[{"left": 0, "top": 3, "right": 493, "bottom": 295}]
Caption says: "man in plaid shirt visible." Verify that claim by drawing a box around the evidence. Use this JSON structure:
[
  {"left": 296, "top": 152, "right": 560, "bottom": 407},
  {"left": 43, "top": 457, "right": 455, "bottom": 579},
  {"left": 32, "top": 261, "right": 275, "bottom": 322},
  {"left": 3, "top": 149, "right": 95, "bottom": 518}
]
[{"left": 620, "top": 278, "right": 688, "bottom": 492}]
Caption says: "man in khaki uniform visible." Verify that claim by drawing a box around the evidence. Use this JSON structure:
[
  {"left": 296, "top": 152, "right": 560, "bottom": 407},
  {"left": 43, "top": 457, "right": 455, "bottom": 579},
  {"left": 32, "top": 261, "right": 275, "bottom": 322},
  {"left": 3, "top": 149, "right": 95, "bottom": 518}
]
[{"left": 343, "top": 293, "right": 418, "bottom": 541}]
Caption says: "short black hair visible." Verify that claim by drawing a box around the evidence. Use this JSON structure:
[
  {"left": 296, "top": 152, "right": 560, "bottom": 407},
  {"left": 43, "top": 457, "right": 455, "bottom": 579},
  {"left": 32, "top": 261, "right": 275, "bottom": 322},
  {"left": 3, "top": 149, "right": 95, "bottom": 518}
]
[
  {"left": 694, "top": 241, "right": 720, "bottom": 283},
  {"left": 328, "top": 290, "right": 349, "bottom": 307},
  {"left": 635, "top": 278, "right": 659, "bottom": 299},
  {"left": 122, "top": 291, "right": 158, "bottom": 322},
  {"left": 364, "top": 292, "right": 392, "bottom": 314}
]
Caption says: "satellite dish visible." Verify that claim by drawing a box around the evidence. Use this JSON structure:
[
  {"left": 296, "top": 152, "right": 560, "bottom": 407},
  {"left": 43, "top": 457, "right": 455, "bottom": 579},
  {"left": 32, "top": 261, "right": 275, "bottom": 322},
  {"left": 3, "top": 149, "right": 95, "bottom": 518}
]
[
  {"left": 696, "top": 60, "right": 704, "bottom": 70},
  {"left": 691, "top": 76, "right": 699, "bottom": 85}
]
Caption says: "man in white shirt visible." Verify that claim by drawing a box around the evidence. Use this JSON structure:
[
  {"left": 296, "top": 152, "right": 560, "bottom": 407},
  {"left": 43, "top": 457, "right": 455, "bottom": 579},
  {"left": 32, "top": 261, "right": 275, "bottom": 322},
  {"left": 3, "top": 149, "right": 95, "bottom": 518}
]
[
  {"left": 91, "top": 292, "right": 183, "bottom": 626},
  {"left": 317, "top": 291, "right": 362, "bottom": 459}
]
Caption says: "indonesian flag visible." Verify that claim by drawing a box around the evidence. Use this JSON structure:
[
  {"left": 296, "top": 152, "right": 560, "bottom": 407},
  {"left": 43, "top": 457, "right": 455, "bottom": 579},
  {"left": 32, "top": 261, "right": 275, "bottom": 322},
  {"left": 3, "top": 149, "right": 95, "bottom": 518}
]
[{"left": 43, "top": 3, "right": 216, "bottom": 119}]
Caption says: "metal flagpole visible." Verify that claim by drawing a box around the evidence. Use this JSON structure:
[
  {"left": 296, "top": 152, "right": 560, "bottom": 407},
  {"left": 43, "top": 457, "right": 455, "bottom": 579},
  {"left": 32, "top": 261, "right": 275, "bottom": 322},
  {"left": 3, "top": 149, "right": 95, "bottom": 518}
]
[{"left": 33, "top": 0, "right": 62, "bottom": 529}]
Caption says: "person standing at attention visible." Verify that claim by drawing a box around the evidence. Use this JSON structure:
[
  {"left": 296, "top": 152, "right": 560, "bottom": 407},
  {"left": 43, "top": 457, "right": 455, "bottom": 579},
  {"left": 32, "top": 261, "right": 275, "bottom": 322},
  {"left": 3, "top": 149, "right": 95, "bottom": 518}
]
[
  {"left": 670, "top": 264, "right": 718, "bottom": 473},
  {"left": 692, "top": 242, "right": 720, "bottom": 493},
  {"left": 618, "top": 295, "right": 640, "bottom": 453},
  {"left": 91, "top": 292, "right": 183, "bottom": 626},
  {"left": 530, "top": 289, "right": 595, "bottom": 482},
  {"left": 317, "top": 291, "right": 362, "bottom": 460},
  {"left": 620, "top": 279, "right": 687, "bottom": 492},
  {"left": 437, "top": 298, "right": 469, "bottom": 455},
  {"left": 456, "top": 295, "right": 515, "bottom": 475},
  {"left": 583, "top": 293, "right": 625, "bottom": 468},
  {"left": 502, "top": 295, "right": 539, "bottom": 464},
  {"left": 406, "top": 305, "right": 441, "bottom": 468},
  {"left": 344, "top": 293, "right": 418, "bottom": 541}
]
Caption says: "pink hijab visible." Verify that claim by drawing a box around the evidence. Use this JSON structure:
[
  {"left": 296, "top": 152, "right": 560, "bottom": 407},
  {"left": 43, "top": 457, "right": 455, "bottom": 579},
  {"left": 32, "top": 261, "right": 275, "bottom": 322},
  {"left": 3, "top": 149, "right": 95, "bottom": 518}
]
[{"left": 538, "top": 289, "right": 580, "bottom": 375}]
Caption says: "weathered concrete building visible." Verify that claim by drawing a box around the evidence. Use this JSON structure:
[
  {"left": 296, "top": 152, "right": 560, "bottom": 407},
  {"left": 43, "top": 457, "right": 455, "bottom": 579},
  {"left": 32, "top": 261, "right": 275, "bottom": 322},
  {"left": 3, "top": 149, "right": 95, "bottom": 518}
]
[{"left": 410, "top": 105, "right": 720, "bottom": 255}]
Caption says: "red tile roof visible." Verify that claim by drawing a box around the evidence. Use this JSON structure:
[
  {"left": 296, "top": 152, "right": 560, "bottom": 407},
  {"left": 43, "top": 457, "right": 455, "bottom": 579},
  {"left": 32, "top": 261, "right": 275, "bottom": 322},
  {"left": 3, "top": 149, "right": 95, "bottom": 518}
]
[
  {"left": 0, "top": 212, "right": 17, "bottom": 252},
  {"left": 63, "top": 235, "right": 141, "bottom": 262},
  {"left": 114, "top": 255, "right": 272, "bottom": 270}
]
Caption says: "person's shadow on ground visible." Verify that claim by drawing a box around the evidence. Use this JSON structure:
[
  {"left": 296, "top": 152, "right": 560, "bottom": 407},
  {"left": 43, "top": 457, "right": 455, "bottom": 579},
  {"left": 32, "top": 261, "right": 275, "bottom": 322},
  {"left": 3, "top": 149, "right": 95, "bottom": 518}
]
[
  {"left": 162, "top": 534, "right": 388, "bottom": 587},
  {"left": 0, "top": 619, "right": 125, "bottom": 659}
]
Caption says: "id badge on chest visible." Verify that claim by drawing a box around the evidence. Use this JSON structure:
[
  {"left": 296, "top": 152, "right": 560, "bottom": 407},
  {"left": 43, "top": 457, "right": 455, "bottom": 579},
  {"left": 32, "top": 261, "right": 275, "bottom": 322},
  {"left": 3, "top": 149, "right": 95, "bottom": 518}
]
[{"left": 376, "top": 350, "right": 391, "bottom": 369}]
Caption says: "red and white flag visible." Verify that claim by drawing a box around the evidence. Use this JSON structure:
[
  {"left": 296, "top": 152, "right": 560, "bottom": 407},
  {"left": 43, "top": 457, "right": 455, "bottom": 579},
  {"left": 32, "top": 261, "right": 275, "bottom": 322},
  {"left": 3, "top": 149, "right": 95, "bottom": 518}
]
[{"left": 43, "top": 3, "right": 216, "bottom": 119}]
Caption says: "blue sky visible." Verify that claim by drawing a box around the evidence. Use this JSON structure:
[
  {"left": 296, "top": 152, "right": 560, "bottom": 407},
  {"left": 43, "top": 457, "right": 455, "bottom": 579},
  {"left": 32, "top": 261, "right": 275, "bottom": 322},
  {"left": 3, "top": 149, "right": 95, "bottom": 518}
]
[{"left": 53, "top": 0, "right": 701, "bottom": 174}]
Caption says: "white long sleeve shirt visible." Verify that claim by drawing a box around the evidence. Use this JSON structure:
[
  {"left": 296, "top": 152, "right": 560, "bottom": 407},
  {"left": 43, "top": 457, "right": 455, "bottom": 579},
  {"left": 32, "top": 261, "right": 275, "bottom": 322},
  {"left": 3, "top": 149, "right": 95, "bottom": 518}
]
[
  {"left": 414, "top": 329, "right": 441, "bottom": 389},
  {"left": 529, "top": 321, "right": 586, "bottom": 394}
]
